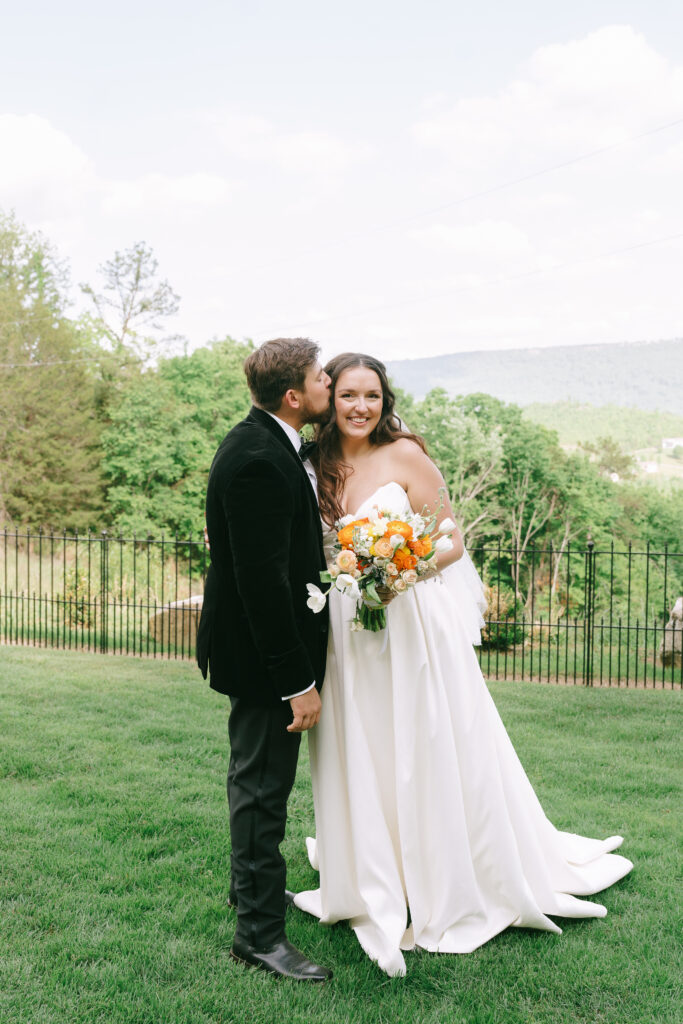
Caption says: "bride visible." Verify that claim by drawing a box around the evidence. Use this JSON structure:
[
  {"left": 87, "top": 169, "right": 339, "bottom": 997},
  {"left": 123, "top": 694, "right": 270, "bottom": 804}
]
[{"left": 294, "top": 352, "right": 633, "bottom": 977}]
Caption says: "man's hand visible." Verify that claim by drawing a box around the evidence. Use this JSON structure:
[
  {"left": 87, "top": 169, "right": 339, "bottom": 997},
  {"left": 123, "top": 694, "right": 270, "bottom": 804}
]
[{"left": 287, "top": 687, "right": 322, "bottom": 732}]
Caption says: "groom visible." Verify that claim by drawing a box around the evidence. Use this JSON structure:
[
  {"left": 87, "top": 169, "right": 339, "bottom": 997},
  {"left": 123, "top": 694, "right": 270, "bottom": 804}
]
[{"left": 197, "top": 338, "right": 332, "bottom": 982}]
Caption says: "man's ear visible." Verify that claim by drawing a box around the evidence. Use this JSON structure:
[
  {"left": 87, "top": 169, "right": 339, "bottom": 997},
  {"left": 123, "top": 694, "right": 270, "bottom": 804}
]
[{"left": 282, "top": 388, "right": 301, "bottom": 411}]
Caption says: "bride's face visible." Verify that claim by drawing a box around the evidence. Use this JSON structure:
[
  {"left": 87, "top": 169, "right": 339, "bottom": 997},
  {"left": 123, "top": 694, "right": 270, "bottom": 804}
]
[{"left": 334, "top": 366, "right": 384, "bottom": 440}]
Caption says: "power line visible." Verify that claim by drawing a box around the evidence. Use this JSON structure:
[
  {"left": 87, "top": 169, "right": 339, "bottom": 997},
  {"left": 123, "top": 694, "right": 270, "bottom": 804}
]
[
  {"left": 251, "top": 229, "right": 683, "bottom": 338},
  {"left": 229, "top": 115, "right": 683, "bottom": 277},
  {"left": 0, "top": 355, "right": 137, "bottom": 370}
]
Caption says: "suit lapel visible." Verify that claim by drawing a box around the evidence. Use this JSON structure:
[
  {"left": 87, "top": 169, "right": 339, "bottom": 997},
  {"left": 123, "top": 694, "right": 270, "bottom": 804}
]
[{"left": 247, "top": 407, "right": 320, "bottom": 519}]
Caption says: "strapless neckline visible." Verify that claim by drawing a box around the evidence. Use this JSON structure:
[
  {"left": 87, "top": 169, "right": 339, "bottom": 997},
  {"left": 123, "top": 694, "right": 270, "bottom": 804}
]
[{"left": 347, "top": 481, "right": 411, "bottom": 519}]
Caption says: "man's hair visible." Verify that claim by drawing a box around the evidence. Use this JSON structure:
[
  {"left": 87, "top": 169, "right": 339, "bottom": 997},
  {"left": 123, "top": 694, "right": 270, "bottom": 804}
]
[{"left": 244, "top": 338, "right": 320, "bottom": 411}]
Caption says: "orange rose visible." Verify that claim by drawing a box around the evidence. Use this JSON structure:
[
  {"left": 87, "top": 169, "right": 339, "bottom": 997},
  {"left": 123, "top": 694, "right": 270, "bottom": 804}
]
[
  {"left": 337, "top": 518, "right": 370, "bottom": 549},
  {"left": 385, "top": 520, "right": 413, "bottom": 542},
  {"left": 409, "top": 535, "right": 432, "bottom": 557},
  {"left": 392, "top": 546, "right": 417, "bottom": 571}
]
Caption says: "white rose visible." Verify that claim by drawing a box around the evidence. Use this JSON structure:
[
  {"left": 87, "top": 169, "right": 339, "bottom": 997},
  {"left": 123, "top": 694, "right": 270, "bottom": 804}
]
[
  {"left": 437, "top": 517, "right": 456, "bottom": 534},
  {"left": 435, "top": 535, "right": 453, "bottom": 553},
  {"left": 338, "top": 514, "right": 355, "bottom": 527},
  {"left": 402, "top": 569, "right": 418, "bottom": 586},
  {"left": 306, "top": 583, "right": 327, "bottom": 613},
  {"left": 328, "top": 564, "right": 340, "bottom": 578}
]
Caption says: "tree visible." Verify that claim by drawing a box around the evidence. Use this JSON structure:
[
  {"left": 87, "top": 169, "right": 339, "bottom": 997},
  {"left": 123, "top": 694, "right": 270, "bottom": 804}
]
[
  {"left": 101, "top": 338, "right": 253, "bottom": 537},
  {"left": 0, "top": 212, "right": 103, "bottom": 529},
  {"left": 409, "top": 389, "right": 503, "bottom": 542},
  {"left": 579, "top": 436, "right": 636, "bottom": 480},
  {"left": 81, "top": 241, "right": 180, "bottom": 361}
]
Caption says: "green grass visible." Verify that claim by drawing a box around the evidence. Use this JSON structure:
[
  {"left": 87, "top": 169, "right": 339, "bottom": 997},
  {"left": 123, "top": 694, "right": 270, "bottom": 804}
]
[{"left": 1, "top": 648, "right": 681, "bottom": 1024}]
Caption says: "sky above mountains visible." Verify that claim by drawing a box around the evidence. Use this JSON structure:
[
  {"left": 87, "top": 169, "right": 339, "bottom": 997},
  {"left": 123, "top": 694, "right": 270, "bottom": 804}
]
[{"left": 2, "top": 1, "right": 682, "bottom": 363}]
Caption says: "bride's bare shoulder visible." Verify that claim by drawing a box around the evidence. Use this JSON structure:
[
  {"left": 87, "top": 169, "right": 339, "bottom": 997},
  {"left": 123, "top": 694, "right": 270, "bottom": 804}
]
[
  {"left": 379, "top": 436, "right": 431, "bottom": 480},
  {"left": 385, "top": 436, "right": 445, "bottom": 492},
  {"left": 387, "top": 436, "right": 429, "bottom": 464}
]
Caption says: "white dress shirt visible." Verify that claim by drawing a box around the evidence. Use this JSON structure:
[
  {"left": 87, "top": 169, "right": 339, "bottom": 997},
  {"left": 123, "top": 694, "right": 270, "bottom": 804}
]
[{"left": 266, "top": 412, "right": 318, "bottom": 701}]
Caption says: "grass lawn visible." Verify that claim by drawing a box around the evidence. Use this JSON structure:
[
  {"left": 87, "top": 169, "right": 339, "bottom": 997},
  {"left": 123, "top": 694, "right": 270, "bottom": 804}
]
[{"left": 0, "top": 647, "right": 680, "bottom": 1024}]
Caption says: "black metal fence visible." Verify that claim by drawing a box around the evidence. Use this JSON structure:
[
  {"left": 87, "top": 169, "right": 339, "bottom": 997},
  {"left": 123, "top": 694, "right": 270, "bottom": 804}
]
[{"left": 1, "top": 527, "right": 681, "bottom": 688}]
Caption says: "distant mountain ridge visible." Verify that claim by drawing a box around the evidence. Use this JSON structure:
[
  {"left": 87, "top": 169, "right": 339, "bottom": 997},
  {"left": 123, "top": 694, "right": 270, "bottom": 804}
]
[{"left": 386, "top": 338, "right": 682, "bottom": 412}]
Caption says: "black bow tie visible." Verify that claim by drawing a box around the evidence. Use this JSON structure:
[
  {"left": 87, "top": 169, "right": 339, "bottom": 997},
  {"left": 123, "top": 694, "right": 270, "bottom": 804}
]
[{"left": 298, "top": 439, "right": 317, "bottom": 461}]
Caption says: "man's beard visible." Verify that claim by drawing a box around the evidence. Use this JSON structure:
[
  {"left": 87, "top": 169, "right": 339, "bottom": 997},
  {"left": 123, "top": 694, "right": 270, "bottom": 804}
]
[{"left": 299, "top": 396, "right": 331, "bottom": 425}]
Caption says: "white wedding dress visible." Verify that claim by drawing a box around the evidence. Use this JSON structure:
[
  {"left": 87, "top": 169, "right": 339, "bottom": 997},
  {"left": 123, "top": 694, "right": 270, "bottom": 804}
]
[{"left": 294, "top": 482, "right": 633, "bottom": 977}]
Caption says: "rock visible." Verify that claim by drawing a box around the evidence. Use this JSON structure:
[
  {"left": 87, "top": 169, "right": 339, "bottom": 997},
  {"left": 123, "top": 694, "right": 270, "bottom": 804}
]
[
  {"left": 149, "top": 594, "right": 203, "bottom": 648},
  {"left": 659, "top": 596, "right": 683, "bottom": 667}
]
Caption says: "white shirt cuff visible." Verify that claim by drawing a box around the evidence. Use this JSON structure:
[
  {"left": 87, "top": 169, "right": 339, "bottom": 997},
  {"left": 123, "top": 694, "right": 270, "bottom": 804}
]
[{"left": 282, "top": 682, "right": 316, "bottom": 700}]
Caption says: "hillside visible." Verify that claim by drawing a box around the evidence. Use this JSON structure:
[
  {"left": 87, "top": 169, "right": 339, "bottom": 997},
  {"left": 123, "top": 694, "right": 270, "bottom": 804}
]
[
  {"left": 522, "top": 402, "right": 683, "bottom": 449},
  {"left": 522, "top": 402, "right": 683, "bottom": 487},
  {"left": 386, "top": 338, "right": 682, "bottom": 411}
]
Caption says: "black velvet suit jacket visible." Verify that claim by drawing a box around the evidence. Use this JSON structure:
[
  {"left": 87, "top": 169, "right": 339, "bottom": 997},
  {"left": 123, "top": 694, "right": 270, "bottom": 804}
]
[{"left": 196, "top": 407, "right": 329, "bottom": 703}]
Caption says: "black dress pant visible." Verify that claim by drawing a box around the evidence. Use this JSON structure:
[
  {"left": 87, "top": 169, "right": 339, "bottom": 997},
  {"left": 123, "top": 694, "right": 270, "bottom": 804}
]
[{"left": 227, "top": 696, "right": 301, "bottom": 949}]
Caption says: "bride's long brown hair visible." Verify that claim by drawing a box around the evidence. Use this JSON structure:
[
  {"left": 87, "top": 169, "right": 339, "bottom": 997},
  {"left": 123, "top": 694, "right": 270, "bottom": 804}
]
[{"left": 312, "top": 352, "right": 427, "bottom": 525}]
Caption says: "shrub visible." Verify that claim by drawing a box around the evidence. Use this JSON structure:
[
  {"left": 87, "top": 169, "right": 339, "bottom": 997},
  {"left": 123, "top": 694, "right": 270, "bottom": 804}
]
[{"left": 481, "top": 584, "right": 525, "bottom": 650}]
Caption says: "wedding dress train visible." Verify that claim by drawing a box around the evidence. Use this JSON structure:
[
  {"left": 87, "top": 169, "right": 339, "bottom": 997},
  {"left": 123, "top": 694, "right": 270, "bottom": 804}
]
[{"left": 294, "top": 483, "right": 632, "bottom": 977}]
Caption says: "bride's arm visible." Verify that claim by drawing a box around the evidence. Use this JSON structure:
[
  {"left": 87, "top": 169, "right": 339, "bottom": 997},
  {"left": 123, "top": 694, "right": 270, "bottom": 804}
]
[{"left": 397, "top": 439, "right": 465, "bottom": 570}]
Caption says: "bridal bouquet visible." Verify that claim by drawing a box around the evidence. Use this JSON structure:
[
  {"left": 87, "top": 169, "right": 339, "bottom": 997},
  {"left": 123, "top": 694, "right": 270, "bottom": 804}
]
[{"left": 307, "top": 504, "right": 456, "bottom": 632}]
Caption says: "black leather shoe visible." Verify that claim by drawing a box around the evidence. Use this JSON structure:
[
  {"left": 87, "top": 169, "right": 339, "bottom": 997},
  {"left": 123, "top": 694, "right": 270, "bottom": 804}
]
[
  {"left": 230, "top": 937, "right": 332, "bottom": 981},
  {"left": 228, "top": 890, "right": 296, "bottom": 910}
]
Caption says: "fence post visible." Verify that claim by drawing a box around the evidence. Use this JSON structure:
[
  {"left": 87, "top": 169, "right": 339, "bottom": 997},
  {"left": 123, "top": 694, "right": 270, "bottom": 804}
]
[
  {"left": 583, "top": 535, "right": 596, "bottom": 687},
  {"left": 100, "top": 530, "right": 109, "bottom": 653}
]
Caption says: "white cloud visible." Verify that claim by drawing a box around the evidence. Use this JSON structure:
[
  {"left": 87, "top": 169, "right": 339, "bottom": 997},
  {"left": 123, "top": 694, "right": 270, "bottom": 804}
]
[
  {"left": 0, "top": 114, "right": 92, "bottom": 190},
  {"left": 0, "top": 114, "right": 94, "bottom": 219},
  {"left": 206, "top": 110, "right": 373, "bottom": 176},
  {"left": 413, "top": 26, "right": 683, "bottom": 161},
  {"left": 389, "top": 25, "right": 683, "bottom": 359},
  {"left": 102, "top": 172, "right": 233, "bottom": 215},
  {"left": 0, "top": 114, "right": 234, "bottom": 224},
  {"left": 2, "top": 23, "right": 682, "bottom": 362}
]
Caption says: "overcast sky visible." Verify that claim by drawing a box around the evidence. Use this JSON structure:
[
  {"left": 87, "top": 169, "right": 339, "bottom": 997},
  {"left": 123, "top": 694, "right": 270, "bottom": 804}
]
[{"left": 2, "top": 1, "right": 682, "bottom": 363}]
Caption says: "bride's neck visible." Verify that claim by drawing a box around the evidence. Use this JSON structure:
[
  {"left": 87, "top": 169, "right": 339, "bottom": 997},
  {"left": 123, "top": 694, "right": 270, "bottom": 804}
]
[{"left": 338, "top": 436, "right": 374, "bottom": 461}]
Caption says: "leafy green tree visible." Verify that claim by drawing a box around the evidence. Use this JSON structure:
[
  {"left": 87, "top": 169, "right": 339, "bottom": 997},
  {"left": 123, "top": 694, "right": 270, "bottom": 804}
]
[
  {"left": 0, "top": 212, "right": 103, "bottom": 529},
  {"left": 409, "top": 388, "right": 504, "bottom": 542},
  {"left": 101, "top": 338, "right": 253, "bottom": 537},
  {"left": 579, "top": 436, "right": 636, "bottom": 480}
]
